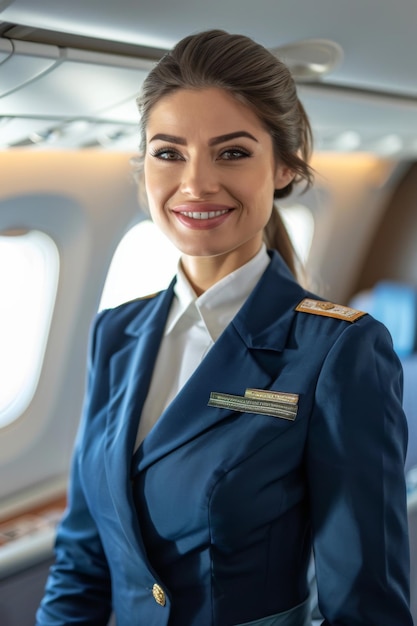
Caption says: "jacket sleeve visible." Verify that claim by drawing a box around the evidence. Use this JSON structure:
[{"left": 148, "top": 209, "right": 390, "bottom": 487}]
[
  {"left": 36, "top": 313, "right": 113, "bottom": 626},
  {"left": 307, "top": 316, "right": 413, "bottom": 625}
]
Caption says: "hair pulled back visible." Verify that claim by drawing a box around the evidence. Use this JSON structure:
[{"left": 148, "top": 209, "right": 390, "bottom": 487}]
[{"left": 136, "top": 29, "right": 314, "bottom": 276}]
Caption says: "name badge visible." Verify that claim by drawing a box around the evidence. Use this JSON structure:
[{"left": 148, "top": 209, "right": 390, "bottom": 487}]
[{"left": 208, "top": 389, "right": 299, "bottom": 421}]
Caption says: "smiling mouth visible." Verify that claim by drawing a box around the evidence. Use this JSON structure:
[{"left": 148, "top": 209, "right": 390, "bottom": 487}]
[{"left": 179, "top": 209, "right": 230, "bottom": 220}]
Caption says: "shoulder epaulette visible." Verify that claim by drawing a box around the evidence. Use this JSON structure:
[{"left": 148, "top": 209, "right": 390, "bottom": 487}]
[{"left": 295, "top": 298, "right": 366, "bottom": 322}]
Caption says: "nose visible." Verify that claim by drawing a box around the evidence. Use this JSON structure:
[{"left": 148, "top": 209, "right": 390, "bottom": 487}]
[{"left": 180, "top": 156, "right": 220, "bottom": 198}]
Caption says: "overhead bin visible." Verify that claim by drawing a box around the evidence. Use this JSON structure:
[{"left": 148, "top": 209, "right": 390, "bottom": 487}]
[
  {"left": 0, "top": 38, "right": 150, "bottom": 118},
  {"left": 0, "top": 39, "right": 60, "bottom": 97}
]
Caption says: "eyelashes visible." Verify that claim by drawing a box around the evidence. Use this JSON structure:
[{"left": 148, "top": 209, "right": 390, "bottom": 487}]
[
  {"left": 219, "top": 147, "right": 251, "bottom": 160},
  {"left": 149, "top": 147, "right": 183, "bottom": 160},
  {"left": 149, "top": 145, "right": 252, "bottom": 161}
]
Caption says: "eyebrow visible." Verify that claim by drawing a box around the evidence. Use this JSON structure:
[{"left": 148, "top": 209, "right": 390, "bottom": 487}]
[{"left": 148, "top": 131, "right": 258, "bottom": 145}]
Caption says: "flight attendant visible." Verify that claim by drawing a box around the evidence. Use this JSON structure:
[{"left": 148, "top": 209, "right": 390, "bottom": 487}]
[{"left": 37, "top": 29, "right": 413, "bottom": 625}]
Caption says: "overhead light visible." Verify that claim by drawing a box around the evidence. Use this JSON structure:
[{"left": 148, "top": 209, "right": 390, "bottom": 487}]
[
  {"left": 373, "top": 134, "right": 403, "bottom": 156},
  {"left": 97, "top": 129, "right": 128, "bottom": 146},
  {"left": 333, "top": 131, "right": 362, "bottom": 151},
  {"left": 61, "top": 120, "right": 91, "bottom": 135},
  {"left": 29, "top": 128, "right": 62, "bottom": 144},
  {"left": 271, "top": 39, "right": 344, "bottom": 81}
]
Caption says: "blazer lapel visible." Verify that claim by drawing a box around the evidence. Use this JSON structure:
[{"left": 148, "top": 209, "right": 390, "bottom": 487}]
[
  {"left": 136, "top": 252, "right": 307, "bottom": 473},
  {"left": 103, "top": 282, "right": 175, "bottom": 555}
]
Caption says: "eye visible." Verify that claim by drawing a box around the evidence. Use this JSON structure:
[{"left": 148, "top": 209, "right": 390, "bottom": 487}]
[
  {"left": 150, "top": 147, "right": 184, "bottom": 161},
  {"left": 219, "top": 146, "right": 251, "bottom": 160}
]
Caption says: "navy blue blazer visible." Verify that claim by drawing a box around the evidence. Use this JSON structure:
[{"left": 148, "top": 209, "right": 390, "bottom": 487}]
[{"left": 37, "top": 251, "right": 412, "bottom": 626}]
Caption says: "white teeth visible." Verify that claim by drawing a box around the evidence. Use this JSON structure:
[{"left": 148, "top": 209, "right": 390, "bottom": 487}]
[{"left": 180, "top": 209, "right": 229, "bottom": 219}]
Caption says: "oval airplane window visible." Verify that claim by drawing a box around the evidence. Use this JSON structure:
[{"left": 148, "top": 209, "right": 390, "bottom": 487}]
[
  {"left": 0, "top": 230, "right": 59, "bottom": 428},
  {"left": 99, "top": 219, "right": 181, "bottom": 311}
]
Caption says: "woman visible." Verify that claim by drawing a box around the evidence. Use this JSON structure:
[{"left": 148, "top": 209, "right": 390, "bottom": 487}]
[{"left": 36, "top": 30, "right": 412, "bottom": 625}]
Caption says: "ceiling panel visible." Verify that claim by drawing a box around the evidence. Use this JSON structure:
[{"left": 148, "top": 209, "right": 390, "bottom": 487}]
[
  {"left": 1, "top": 0, "right": 416, "bottom": 96},
  {"left": 0, "top": 0, "right": 416, "bottom": 156},
  {"left": 0, "top": 41, "right": 59, "bottom": 97},
  {"left": 0, "top": 54, "right": 147, "bottom": 118},
  {"left": 0, "top": 37, "right": 13, "bottom": 63},
  {"left": 0, "top": 117, "right": 63, "bottom": 146}
]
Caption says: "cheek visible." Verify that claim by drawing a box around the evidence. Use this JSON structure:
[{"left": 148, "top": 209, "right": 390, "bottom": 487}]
[
  {"left": 239, "top": 169, "right": 276, "bottom": 209},
  {"left": 144, "top": 169, "right": 165, "bottom": 212},
  {"left": 144, "top": 162, "right": 178, "bottom": 208},
  {"left": 144, "top": 177, "right": 172, "bottom": 230}
]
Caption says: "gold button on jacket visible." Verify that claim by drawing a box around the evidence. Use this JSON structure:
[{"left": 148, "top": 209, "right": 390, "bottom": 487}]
[{"left": 152, "top": 583, "right": 166, "bottom": 606}]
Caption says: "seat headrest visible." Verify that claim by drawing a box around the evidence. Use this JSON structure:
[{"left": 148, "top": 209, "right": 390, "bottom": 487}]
[{"left": 350, "top": 281, "right": 417, "bottom": 358}]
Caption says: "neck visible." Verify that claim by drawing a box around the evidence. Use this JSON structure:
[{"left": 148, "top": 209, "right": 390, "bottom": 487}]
[{"left": 180, "top": 245, "right": 263, "bottom": 295}]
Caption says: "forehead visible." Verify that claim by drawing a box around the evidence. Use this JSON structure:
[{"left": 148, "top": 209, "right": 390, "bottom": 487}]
[{"left": 146, "top": 87, "right": 267, "bottom": 137}]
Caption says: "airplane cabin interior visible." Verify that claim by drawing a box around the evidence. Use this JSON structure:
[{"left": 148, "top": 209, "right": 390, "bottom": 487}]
[{"left": 0, "top": 1, "right": 416, "bottom": 624}]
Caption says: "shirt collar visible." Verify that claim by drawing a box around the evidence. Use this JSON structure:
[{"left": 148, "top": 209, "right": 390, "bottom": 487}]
[{"left": 165, "top": 244, "right": 270, "bottom": 340}]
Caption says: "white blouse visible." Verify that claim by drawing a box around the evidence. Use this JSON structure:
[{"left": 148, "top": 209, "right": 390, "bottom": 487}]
[{"left": 135, "top": 245, "right": 270, "bottom": 449}]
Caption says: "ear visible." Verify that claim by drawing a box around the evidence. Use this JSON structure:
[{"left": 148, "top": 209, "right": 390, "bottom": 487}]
[{"left": 274, "top": 164, "right": 295, "bottom": 190}]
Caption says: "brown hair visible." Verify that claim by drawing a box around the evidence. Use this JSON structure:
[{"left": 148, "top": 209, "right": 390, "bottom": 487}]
[{"left": 136, "top": 29, "right": 314, "bottom": 276}]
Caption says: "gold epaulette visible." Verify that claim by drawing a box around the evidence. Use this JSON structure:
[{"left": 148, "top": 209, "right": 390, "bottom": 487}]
[{"left": 295, "top": 298, "right": 366, "bottom": 322}]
